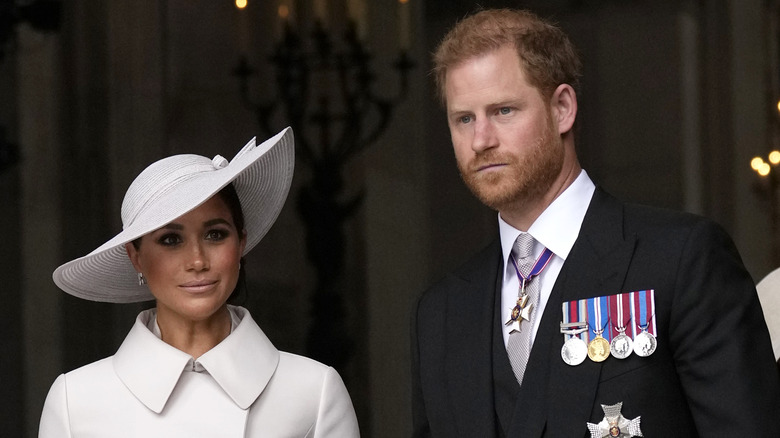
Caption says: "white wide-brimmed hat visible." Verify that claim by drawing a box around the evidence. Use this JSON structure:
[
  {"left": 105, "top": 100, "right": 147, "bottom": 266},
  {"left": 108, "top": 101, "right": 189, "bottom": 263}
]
[
  {"left": 53, "top": 127, "right": 295, "bottom": 303},
  {"left": 757, "top": 267, "right": 780, "bottom": 361}
]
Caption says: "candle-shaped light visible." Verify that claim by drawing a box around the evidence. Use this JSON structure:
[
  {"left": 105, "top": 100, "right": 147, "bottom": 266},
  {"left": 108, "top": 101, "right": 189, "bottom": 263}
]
[
  {"left": 235, "top": 0, "right": 249, "bottom": 54},
  {"left": 347, "top": 0, "right": 367, "bottom": 40},
  {"left": 278, "top": 0, "right": 291, "bottom": 39},
  {"left": 398, "top": 0, "right": 410, "bottom": 50}
]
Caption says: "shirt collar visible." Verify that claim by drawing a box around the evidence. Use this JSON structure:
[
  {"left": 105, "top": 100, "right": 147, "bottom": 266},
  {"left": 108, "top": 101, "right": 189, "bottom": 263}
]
[
  {"left": 113, "top": 305, "right": 279, "bottom": 413},
  {"left": 499, "top": 169, "right": 595, "bottom": 263}
]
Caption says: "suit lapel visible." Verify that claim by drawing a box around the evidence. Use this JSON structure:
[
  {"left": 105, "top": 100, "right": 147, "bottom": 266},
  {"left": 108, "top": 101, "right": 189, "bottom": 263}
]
[
  {"left": 445, "top": 240, "right": 503, "bottom": 436},
  {"left": 509, "top": 188, "right": 637, "bottom": 437}
]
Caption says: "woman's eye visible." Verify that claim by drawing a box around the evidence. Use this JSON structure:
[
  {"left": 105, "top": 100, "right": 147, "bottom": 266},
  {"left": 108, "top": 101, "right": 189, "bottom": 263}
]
[
  {"left": 206, "top": 229, "right": 228, "bottom": 241},
  {"left": 158, "top": 234, "right": 181, "bottom": 246},
  {"left": 459, "top": 115, "right": 473, "bottom": 124}
]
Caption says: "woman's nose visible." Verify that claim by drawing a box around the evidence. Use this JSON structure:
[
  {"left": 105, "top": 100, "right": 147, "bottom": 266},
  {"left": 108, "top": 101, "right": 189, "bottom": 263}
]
[{"left": 187, "top": 243, "right": 209, "bottom": 271}]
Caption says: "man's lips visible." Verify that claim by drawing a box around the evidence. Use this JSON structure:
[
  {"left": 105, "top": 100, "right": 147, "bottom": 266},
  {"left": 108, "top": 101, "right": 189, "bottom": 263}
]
[{"left": 476, "top": 163, "right": 507, "bottom": 172}]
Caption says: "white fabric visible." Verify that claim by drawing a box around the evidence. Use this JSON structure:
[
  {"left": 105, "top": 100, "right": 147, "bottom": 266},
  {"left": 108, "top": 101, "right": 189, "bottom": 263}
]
[
  {"left": 756, "top": 267, "right": 780, "bottom": 360},
  {"left": 38, "top": 306, "right": 360, "bottom": 437},
  {"left": 499, "top": 170, "right": 596, "bottom": 347}
]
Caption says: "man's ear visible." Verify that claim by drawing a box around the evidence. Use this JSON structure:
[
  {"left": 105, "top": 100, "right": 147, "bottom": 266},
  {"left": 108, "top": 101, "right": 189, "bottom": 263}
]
[{"left": 550, "top": 83, "right": 577, "bottom": 135}]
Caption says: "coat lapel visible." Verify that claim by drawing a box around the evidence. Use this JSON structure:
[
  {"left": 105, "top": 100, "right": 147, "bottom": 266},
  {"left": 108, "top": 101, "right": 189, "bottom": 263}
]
[
  {"left": 445, "top": 240, "right": 503, "bottom": 437},
  {"left": 508, "top": 188, "right": 637, "bottom": 437}
]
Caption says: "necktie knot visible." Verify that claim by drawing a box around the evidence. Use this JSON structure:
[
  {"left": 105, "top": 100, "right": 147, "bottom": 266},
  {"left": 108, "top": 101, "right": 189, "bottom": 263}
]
[{"left": 513, "top": 233, "right": 535, "bottom": 262}]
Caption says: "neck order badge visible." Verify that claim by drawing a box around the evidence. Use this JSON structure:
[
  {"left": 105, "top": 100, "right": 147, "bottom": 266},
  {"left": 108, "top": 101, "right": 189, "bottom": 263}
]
[{"left": 505, "top": 247, "right": 554, "bottom": 327}]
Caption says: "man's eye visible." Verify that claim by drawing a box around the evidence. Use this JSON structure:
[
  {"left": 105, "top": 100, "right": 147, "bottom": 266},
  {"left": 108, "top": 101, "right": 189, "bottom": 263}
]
[{"left": 498, "top": 107, "right": 512, "bottom": 115}]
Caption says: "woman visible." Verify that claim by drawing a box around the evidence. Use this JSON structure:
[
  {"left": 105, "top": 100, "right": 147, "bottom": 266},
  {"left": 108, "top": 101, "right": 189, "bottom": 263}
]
[{"left": 39, "top": 128, "right": 360, "bottom": 437}]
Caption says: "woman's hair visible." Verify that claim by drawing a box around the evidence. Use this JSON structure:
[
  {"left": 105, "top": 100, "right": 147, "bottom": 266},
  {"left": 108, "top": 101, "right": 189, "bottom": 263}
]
[
  {"left": 216, "top": 183, "right": 247, "bottom": 304},
  {"left": 132, "top": 183, "right": 248, "bottom": 303},
  {"left": 432, "top": 8, "right": 582, "bottom": 105}
]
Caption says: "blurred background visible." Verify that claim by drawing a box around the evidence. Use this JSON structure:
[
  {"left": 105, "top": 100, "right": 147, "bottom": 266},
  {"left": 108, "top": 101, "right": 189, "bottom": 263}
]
[{"left": 2, "top": 0, "right": 780, "bottom": 436}]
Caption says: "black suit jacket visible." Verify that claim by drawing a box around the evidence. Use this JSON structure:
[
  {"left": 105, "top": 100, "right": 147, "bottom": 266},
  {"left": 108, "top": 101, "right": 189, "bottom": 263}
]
[{"left": 412, "top": 188, "right": 780, "bottom": 437}]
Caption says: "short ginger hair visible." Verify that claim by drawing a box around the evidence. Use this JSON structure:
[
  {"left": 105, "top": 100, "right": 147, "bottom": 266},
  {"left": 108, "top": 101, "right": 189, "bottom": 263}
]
[{"left": 432, "top": 9, "right": 582, "bottom": 105}]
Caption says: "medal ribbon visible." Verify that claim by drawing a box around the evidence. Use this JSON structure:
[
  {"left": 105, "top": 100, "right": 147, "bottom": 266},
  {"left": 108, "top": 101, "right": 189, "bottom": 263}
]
[
  {"left": 587, "top": 295, "right": 611, "bottom": 342},
  {"left": 509, "top": 247, "right": 554, "bottom": 289},
  {"left": 562, "top": 290, "right": 657, "bottom": 352},
  {"left": 506, "top": 246, "right": 554, "bottom": 327},
  {"left": 563, "top": 299, "right": 589, "bottom": 342},
  {"left": 608, "top": 293, "right": 632, "bottom": 339},
  {"left": 631, "top": 289, "right": 656, "bottom": 336}
]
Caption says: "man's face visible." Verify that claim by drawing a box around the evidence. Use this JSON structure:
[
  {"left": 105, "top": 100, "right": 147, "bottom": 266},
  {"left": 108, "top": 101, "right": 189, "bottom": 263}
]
[{"left": 445, "top": 46, "right": 564, "bottom": 212}]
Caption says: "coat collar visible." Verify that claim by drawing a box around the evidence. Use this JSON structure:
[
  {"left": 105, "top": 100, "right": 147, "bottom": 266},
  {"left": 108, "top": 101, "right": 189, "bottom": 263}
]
[{"left": 113, "top": 305, "right": 279, "bottom": 413}]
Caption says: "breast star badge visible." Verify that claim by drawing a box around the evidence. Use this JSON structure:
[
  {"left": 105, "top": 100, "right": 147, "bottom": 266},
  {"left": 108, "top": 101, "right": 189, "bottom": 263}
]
[{"left": 586, "top": 402, "right": 642, "bottom": 438}]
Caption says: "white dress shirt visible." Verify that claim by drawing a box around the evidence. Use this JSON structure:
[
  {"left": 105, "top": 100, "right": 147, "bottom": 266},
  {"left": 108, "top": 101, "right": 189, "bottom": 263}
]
[
  {"left": 39, "top": 305, "right": 360, "bottom": 437},
  {"left": 499, "top": 170, "right": 596, "bottom": 347}
]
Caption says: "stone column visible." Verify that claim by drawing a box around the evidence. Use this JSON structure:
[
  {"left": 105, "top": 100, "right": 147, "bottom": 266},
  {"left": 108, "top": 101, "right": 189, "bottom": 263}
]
[
  {"left": 363, "top": 0, "right": 430, "bottom": 436},
  {"left": 18, "top": 24, "right": 63, "bottom": 436}
]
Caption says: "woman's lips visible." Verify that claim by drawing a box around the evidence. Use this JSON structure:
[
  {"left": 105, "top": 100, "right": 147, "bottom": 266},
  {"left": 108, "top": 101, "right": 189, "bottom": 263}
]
[{"left": 179, "top": 280, "right": 218, "bottom": 293}]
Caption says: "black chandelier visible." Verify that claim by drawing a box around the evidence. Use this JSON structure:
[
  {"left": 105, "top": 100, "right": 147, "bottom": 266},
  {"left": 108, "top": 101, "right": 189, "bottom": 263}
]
[{"left": 232, "top": 1, "right": 413, "bottom": 373}]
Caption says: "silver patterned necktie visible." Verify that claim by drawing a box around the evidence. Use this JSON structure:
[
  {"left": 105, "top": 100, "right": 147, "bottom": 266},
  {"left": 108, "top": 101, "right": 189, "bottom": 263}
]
[{"left": 506, "top": 233, "right": 539, "bottom": 386}]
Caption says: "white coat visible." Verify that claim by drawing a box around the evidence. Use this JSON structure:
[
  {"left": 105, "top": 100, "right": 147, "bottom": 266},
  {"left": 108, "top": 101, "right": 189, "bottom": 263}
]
[{"left": 39, "top": 306, "right": 360, "bottom": 437}]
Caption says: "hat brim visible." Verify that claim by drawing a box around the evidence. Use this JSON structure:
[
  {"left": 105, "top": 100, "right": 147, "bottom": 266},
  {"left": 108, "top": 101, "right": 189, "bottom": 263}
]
[
  {"left": 52, "top": 128, "right": 295, "bottom": 303},
  {"left": 757, "top": 267, "right": 780, "bottom": 360}
]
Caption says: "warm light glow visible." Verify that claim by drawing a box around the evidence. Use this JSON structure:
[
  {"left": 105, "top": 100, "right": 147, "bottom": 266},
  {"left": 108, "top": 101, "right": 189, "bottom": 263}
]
[
  {"left": 399, "top": 0, "right": 409, "bottom": 3},
  {"left": 752, "top": 157, "right": 766, "bottom": 171},
  {"left": 759, "top": 162, "right": 772, "bottom": 176},
  {"left": 770, "top": 150, "right": 780, "bottom": 165},
  {"left": 777, "top": 99, "right": 780, "bottom": 113},
  {"left": 278, "top": 4, "right": 289, "bottom": 19},
  {"left": 235, "top": 0, "right": 248, "bottom": 9}
]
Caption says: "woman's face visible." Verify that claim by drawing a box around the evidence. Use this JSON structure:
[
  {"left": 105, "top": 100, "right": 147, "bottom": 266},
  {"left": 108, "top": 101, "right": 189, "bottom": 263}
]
[{"left": 125, "top": 195, "right": 246, "bottom": 324}]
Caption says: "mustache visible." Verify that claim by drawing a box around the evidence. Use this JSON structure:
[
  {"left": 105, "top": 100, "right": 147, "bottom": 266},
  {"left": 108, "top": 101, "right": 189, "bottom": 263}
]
[{"left": 467, "top": 151, "right": 515, "bottom": 171}]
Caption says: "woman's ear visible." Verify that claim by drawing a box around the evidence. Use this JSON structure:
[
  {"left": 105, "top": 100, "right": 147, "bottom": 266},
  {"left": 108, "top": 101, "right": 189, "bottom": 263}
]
[
  {"left": 125, "top": 242, "right": 142, "bottom": 272},
  {"left": 550, "top": 83, "right": 577, "bottom": 135}
]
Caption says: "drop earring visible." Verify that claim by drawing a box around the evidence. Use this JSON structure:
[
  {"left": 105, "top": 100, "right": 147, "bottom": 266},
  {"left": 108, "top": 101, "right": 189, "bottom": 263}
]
[{"left": 138, "top": 272, "right": 147, "bottom": 286}]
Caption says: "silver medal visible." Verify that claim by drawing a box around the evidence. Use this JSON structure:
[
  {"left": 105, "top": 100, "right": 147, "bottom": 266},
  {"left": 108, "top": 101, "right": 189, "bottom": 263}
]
[
  {"left": 561, "top": 336, "right": 588, "bottom": 366},
  {"left": 633, "top": 329, "right": 657, "bottom": 357},
  {"left": 610, "top": 327, "right": 633, "bottom": 360}
]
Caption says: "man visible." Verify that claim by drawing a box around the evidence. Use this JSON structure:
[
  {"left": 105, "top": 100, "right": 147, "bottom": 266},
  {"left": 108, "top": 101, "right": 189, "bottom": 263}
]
[{"left": 411, "top": 8, "right": 780, "bottom": 437}]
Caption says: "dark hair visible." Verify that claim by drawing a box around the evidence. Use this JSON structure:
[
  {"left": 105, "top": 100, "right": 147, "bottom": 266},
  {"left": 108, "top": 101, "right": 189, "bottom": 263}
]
[
  {"left": 217, "top": 183, "right": 247, "bottom": 304},
  {"left": 432, "top": 9, "right": 582, "bottom": 105}
]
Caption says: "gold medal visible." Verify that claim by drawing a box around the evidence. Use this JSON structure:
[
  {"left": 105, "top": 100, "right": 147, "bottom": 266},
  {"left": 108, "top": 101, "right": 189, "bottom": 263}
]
[{"left": 587, "top": 333, "right": 610, "bottom": 362}]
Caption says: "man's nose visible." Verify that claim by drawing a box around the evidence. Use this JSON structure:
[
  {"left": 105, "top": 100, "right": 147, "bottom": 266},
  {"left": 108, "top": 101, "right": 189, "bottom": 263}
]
[{"left": 472, "top": 119, "right": 498, "bottom": 153}]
